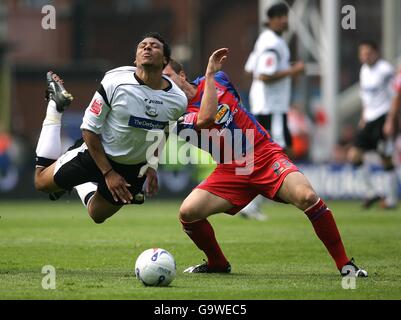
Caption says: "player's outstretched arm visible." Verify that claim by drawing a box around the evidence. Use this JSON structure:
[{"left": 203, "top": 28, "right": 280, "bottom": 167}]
[
  {"left": 82, "top": 129, "right": 133, "bottom": 204},
  {"left": 258, "top": 61, "right": 305, "bottom": 83},
  {"left": 197, "top": 48, "right": 229, "bottom": 129}
]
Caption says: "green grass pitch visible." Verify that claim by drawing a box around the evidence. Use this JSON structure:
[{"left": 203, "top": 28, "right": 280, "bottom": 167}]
[{"left": 0, "top": 199, "right": 400, "bottom": 300}]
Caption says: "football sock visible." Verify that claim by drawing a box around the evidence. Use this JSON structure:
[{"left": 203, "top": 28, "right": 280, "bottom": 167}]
[
  {"left": 240, "top": 195, "right": 263, "bottom": 215},
  {"left": 383, "top": 168, "right": 397, "bottom": 207},
  {"left": 75, "top": 182, "right": 97, "bottom": 207},
  {"left": 304, "top": 198, "right": 349, "bottom": 270},
  {"left": 180, "top": 218, "right": 229, "bottom": 269},
  {"left": 35, "top": 100, "right": 62, "bottom": 166},
  {"left": 272, "top": 113, "right": 286, "bottom": 148},
  {"left": 360, "top": 164, "right": 376, "bottom": 199},
  {"left": 43, "top": 100, "right": 63, "bottom": 126}
]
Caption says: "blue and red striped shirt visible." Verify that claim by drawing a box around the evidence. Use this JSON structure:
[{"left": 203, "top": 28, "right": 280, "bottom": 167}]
[{"left": 177, "top": 71, "right": 283, "bottom": 164}]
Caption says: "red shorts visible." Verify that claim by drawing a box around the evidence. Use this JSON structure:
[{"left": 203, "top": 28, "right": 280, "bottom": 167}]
[{"left": 196, "top": 152, "right": 299, "bottom": 215}]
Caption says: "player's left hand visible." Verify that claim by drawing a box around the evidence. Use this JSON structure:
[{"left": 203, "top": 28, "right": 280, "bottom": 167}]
[
  {"left": 144, "top": 167, "right": 158, "bottom": 197},
  {"left": 206, "top": 48, "right": 229, "bottom": 76}
]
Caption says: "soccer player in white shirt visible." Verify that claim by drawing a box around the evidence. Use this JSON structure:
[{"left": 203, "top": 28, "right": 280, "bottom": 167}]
[
  {"left": 34, "top": 33, "right": 187, "bottom": 223},
  {"left": 241, "top": 2, "right": 304, "bottom": 220},
  {"left": 347, "top": 40, "right": 398, "bottom": 209}
]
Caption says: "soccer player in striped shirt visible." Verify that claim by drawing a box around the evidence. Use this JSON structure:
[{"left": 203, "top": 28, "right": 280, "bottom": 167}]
[{"left": 163, "top": 48, "right": 367, "bottom": 277}]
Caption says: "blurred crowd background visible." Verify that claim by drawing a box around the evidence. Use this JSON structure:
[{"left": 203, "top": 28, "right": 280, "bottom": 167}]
[{"left": 1, "top": 0, "right": 401, "bottom": 200}]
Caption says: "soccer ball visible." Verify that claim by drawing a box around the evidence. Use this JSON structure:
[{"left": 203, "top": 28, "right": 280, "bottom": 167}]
[{"left": 134, "top": 248, "right": 176, "bottom": 286}]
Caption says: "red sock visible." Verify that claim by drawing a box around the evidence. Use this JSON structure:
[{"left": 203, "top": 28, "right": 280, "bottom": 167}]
[
  {"left": 305, "top": 199, "right": 350, "bottom": 270},
  {"left": 180, "top": 218, "right": 229, "bottom": 268}
]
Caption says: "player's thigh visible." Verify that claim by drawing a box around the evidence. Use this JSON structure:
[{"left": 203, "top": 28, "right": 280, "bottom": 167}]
[
  {"left": 277, "top": 171, "right": 318, "bottom": 211},
  {"left": 34, "top": 163, "right": 63, "bottom": 193},
  {"left": 88, "top": 191, "right": 122, "bottom": 224},
  {"left": 179, "top": 188, "right": 233, "bottom": 222}
]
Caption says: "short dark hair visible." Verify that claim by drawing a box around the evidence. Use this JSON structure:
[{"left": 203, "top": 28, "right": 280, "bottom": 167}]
[
  {"left": 139, "top": 32, "right": 171, "bottom": 67},
  {"left": 358, "top": 40, "right": 379, "bottom": 51},
  {"left": 168, "top": 59, "right": 185, "bottom": 74},
  {"left": 266, "top": 2, "right": 289, "bottom": 18}
]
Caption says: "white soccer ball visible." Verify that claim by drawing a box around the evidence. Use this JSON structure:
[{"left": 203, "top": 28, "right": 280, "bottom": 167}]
[{"left": 134, "top": 248, "right": 176, "bottom": 286}]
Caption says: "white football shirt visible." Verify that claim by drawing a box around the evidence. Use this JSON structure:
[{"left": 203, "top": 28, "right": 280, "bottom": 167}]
[
  {"left": 81, "top": 66, "right": 187, "bottom": 164},
  {"left": 245, "top": 28, "right": 291, "bottom": 114},
  {"left": 359, "top": 59, "right": 394, "bottom": 122}
]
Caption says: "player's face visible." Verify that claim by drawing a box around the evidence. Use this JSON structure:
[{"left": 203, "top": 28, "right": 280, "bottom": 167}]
[
  {"left": 136, "top": 37, "right": 166, "bottom": 69},
  {"left": 270, "top": 15, "right": 288, "bottom": 33},
  {"left": 163, "top": 64, "right": 187, "bottom": 93},
  {"left": 278, "top": 15, "right": 289, "bottom": 31},
  {"left": 358, "top": 45, "right": 378, "bottom": 65}
]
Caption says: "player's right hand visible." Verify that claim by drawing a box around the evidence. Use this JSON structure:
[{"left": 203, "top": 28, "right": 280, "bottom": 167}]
[
  {"left": 104, "top": 170, "right": 133, "bottom": 204},
  {"left": 291, "top": 61, "right": 305, "bottom": 75},
  {"left": 205, "top": 48, "right": 229, "bottom": 76}
]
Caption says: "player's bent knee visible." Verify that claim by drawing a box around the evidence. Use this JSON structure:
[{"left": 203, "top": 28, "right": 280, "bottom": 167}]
[
  {"left": 303, "top": 189, "right": 319, "bottom": 207},
  {"left": 178, "top": 205, "right": 191, "bottom": 222},
  {"left": 87, "top": 207, "right": 108, "bottom": 224},
  {"left": 91, "top": 216, "right": 106, "bottom": 224},
  {"left": 179, "top": 203, "right": 197, "bottom": 222},
  {"left": 294, "top": 187, "right": 318, "bottom": 210},
  {"left": 88, "top": 211, "right": 106, "bottom": 224},
  {"left": 87, "top": 193, "right": 121, "bottom": 224}
]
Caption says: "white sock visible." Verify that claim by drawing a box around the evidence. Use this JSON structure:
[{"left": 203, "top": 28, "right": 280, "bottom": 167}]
[
  {"left": 361, "top": 164, "right": 376, "bottom": 199},
  {"left": 43, "top": 100, "right": 62, "bottom": 126},
  {"left": 75, "top": 182, "right": 97, "bottom": 207},
  {"left": 271, "top": 113, "right": 286, "bottom": 148},
  {"left": 241, "top": 195, "right": 264, "bottom": 214},
  {"left": 35, "top": 100, "right": 63, "bottom": 161},
  {"left": 384, "top": 170, "right": 398, "bottom": 207}
]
